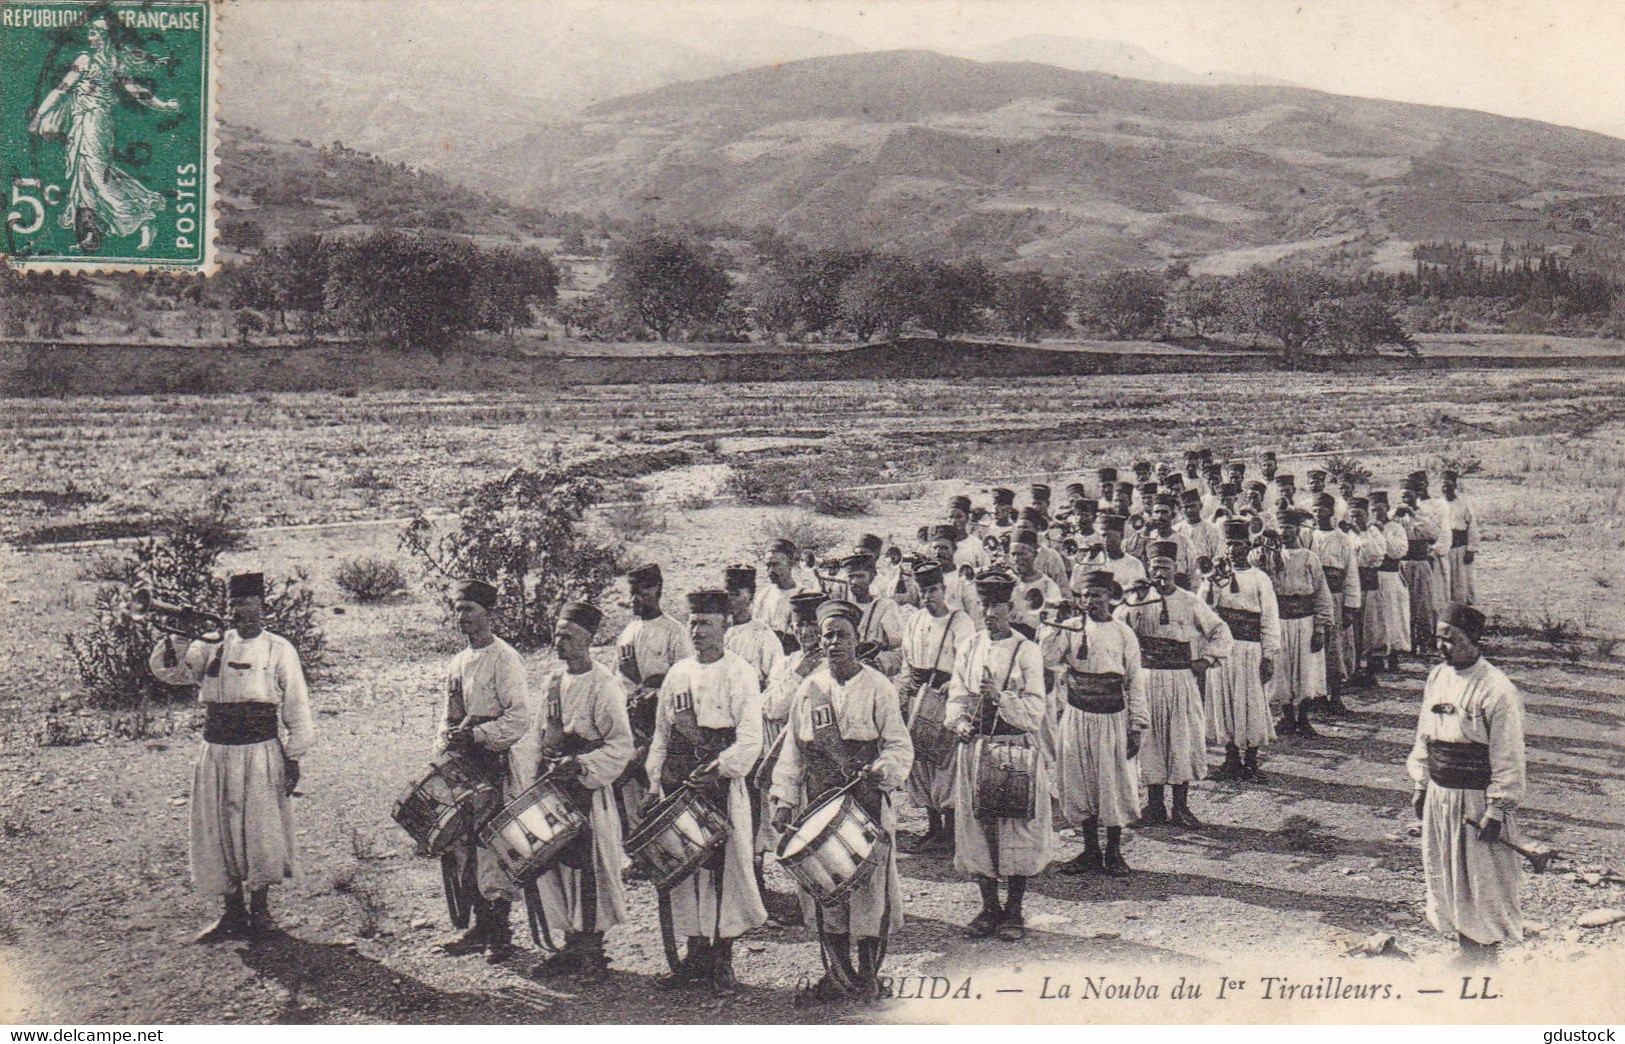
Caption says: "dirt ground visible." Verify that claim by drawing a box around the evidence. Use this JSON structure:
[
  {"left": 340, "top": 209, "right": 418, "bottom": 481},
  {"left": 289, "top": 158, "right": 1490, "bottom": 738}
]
[{"left": 1, "top": 377, "right": 1622, "bottom": 1024}]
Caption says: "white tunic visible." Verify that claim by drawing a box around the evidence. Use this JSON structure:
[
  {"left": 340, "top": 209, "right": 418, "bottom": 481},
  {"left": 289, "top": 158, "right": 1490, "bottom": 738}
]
[{"left": 1406, "top": 658, "right": 1526, "bottom": 945}]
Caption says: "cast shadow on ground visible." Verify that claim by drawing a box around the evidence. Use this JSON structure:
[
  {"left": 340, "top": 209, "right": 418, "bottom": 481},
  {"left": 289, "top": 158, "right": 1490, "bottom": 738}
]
[{"left": 237, "top": 929, "right": 794, "bottom": 1025}]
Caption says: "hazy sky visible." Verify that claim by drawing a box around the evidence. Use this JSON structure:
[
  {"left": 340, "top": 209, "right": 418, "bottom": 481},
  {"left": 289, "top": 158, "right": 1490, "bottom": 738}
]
[{"left": 600, "top": 0, "right": 1625, "bottom": 139}]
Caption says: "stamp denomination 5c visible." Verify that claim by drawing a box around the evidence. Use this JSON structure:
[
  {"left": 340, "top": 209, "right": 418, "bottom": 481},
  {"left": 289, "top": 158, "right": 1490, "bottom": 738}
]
[{"left": 2, "top": 0, "right": 216, "bottom": 273}]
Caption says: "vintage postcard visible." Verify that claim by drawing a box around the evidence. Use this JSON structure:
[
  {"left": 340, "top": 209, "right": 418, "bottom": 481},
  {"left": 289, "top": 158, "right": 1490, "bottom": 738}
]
[
  {"left": 0, "top": 0, "right": 1622, "bottom": 1033},
  {"left": 1, "top": 0, "right": 216, "bottom": 273}
]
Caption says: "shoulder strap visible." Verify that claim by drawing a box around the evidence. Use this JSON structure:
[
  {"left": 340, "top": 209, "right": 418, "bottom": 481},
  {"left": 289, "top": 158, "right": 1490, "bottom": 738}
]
[{"left": 929, "top": 610, "right": 959, "bottom": 673}]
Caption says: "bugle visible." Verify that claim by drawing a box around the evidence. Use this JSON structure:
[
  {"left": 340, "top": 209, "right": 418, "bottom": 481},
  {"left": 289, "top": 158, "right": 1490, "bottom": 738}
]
[{"left": 126, "top": 587, "right": 225, "bottom": 642}]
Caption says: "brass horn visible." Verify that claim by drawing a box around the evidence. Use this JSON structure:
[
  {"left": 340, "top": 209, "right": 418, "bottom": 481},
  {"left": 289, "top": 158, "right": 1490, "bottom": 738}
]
[{"left": 126, "top": 587, "right": 225, "bottom": 642}]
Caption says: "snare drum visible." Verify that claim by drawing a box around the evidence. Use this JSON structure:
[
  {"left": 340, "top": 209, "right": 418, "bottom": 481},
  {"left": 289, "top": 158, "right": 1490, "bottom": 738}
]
[
  {"left": 973, "top": 736, "right": 1036, "bottom": 821},
  {"left": 625, "top": 785, "right": 730, "bottom": 891},
  {"left": 392, "top": 754, "right": 499, "bottom": 856},
  {"left": 477, "top": 777, "right": 589, "bottom": 884},
  {"left": 907, "top": 685, "right": 956, "bottom": 770},
  {"left": 776, "top": 787, "right": 888, "bottom": 907}
]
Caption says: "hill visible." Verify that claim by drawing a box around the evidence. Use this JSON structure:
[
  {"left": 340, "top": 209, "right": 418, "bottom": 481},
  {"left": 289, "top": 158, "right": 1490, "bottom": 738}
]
[{"left": 478, "top": 50, "right": 1625, "bottom": 273}]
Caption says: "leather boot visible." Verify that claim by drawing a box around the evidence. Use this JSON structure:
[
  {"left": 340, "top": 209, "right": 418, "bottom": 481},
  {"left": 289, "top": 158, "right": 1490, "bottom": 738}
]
[
  {"left": 1387, "top": 651, "right": 1401, "bottom": 673},
  {"left": 936, "top": 810, "right": 957, "bottom": 851},
  {"left": 1242, "top": 746, "right": 1262, "bottom": 781},
  {"left": 1103, "top": 827, "right": 1131, "bottom": 877},
  {"left": 247, "top": 886, "right": 274, "bottom": 937},
  {"left": 856, "top": 937, "right": 880, "bottom": 982},
  {"left": 1296, "top": 700, "right": 1319, "bottom": 737},
  {"left": 965, "top": 877, "right": 1003, "bottom": 937},
  {"left": 1169, "top": 784, "right": 1202, "bottom": 829},
  {"left": 996, "top": 877, "right": 1026, "bottom": 941},
  {"left": 710, "top": 936, "right": 739, "bottom": 997},
  {"left": 1059, "top": 824, "right": 1102, "bottom": 875},
  {"left": 484, "top": 899, "right": 517, "bottom": 962},
  {"left": 1276, "top": 702, "right": 1300, "bottom": 736},
  {"left": 441, "top": 896, "right": 490, "bottom": 956},
  {"left": 659, "top": 936, "right": 711, "bottom": 989},
  {"left": 194, "top": 889, "right": 250, "bottom": 944},
  {"left": 1212, "top": 744, "right": 1244, "bottom": 781},
  {"left": 907, "top": 810, "right": 943, "bottom": 853},
  {"left": 1138, "top": 785, "right": 1168, "bottom": 826}
]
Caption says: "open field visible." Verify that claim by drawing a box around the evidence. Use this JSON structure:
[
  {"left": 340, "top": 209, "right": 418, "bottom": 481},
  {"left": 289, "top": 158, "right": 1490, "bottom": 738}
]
[{"left": 1, "top": 370, "right": 1623, "bottom": 1023}]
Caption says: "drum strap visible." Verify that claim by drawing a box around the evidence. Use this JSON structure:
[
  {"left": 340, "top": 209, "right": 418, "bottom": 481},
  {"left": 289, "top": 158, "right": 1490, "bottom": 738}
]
[
  {"left": 579, "top": 823, "right": 598, "bottom": 935},
  {"left": 441, "top": 851, "right": 471, "bottom": 929},
  {"left": 523, "top": 880, "right": 559, "bottom": 953},
  {"left": 807, "top": 680, "right": 881, "bottom": 814},
  {"left": 657, "top": 889, "right": 682, "bottom": 973}
]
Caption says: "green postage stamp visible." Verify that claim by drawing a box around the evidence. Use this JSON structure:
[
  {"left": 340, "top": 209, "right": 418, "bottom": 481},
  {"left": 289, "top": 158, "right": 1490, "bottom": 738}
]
[{"left": 1, "top": 0, "right": 216, "bottom": 273}]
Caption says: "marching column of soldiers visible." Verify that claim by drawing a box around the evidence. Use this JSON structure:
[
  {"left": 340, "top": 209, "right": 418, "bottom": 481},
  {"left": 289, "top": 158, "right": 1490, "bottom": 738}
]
[{"left": 152, "top": 448, "right": 1529, "bottom": 1003}]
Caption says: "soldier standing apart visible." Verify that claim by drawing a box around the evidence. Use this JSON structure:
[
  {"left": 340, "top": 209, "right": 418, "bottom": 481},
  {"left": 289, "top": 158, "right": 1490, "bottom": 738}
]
[
  {"left": 149, "top": 571, "right": 315, "bottom": 942},
  {"left": 644, "top": 590, "right": 768, "bottom": 996},
  {"left": 1407, "top": 602, "right": 1527, "bottom": 963},
  {"left": 437, "top": 579, "right": 532, "bottom": 959}
]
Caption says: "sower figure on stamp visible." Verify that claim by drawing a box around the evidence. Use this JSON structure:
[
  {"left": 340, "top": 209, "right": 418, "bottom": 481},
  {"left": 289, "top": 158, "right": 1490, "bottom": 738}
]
[
  {"left": 1200, "top": 519, "right": 1281, "bottom": 783},
  {"left": 899, "top": 560, "right": 976, "bottom": 854},
  {"left": 643, "top": 590, "right": 768, "bottom": 996},
  {"left": 770, "top": 599, "right": 913, "bottom": 1003},
  {"left": 756, "top": 591, "right": 829, "bottom": 925},
  {"left": 530, "top": 601, "right": 634, "bottom": 977},
  {"left": 1116, "top": 542, "right": 1231, "bottom": 829},
  {"left": 1407, "top": 602, "right": 1528, "bottom": 964},
  {"left": 149, "top": 571, "right": 315, "bottom": 942},
  {"left": 615, "top": 563, "right": 691, "bottom": 837},
  {"left": 1051, "top": 570, "right": 1147, "bottom": 877},
  {"left": 948, "top": 570, "right": 1055, "bottom": 942},
  {"left": 436, "top": 579, "right": 532, "bottom": 959}
]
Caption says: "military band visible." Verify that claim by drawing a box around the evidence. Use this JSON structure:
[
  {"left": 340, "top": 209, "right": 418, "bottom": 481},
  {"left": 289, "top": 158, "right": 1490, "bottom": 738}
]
[{"left": 152, "top": 454, "right": 1519, "bottom": 994}]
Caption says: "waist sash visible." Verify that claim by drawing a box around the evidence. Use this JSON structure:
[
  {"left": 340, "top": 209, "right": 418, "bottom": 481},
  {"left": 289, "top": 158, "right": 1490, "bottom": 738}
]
[
  {"left": 1358, "top": 566, "right": 1378, "bottom": 591},
  {"left": 1426, "top": 740, "right": 1491, "bottom": 790},
  {"left": 1216, "top": 606, "right": 1262, "bottom": 643},
  {"left": 203, "top": 702, "right": 280, "bottom": 745},
  {"left": 1405, "top": 539, "right": 1432, "bottom": 562},
  {"left": 1323, "top": 566, "right": 1346, "bottom": 594},
  {"left": 1378, "top": 556, "right": 1400, "bottom": 573},
  {"left": 1138, "top": 635, "right": 1191, "bottom": 671},
  {"left": 1451, "top": 529, "right": 1469, "bottom": 549},
  {"left": 1064, "top": 670, "right": 1125, "bottom": 713},
  {"left": 1278, "top": 593, "right": 1317, "bottom": 620}
]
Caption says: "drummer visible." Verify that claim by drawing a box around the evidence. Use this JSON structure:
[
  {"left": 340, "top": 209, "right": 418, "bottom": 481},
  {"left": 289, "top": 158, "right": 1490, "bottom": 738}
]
[
  {"left": 757, "top": 591, "right": 830, "bottom": 925},
  {"left": 643, "top": 589, "right": 769, "bottom": 997},
  {"left": 898, "top": 560, "right": 976, "bottom": 854},
  {"left": 947, "top": 570, "right": 1056, "bottom": 942},
  {"left": 437, "top": 579, "right": 533, "bottom": 960},
  {"left": 530, "top": 601, "right": 635, "bottom": 976},
  {"left": 770, "top": 599, "right": 913, "bottom": 1002},
  {"left": 615, "top": 563, "right": 692, "bottom": 833}
]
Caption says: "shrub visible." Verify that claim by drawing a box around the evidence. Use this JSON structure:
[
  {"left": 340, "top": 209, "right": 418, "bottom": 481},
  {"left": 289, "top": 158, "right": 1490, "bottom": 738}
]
[
  {"left": 810, "top": 485, "right": 873, "bottom": 518},
  {"left": 722, "top": 462, "right": 800, "bottom": 506},
  {"left": 601, "top": 499, "right": 667, "bottom": 543},
  {"left": 335, "top": 555, "right": 407, "bottom": 603},
  {"left": 66, "top": 531, "right": 326, "bottom": 709},
  {"left": 400, "top": 466, "right": 620, "bottom": 650},
  {"left": 756, "top": 510, "right": 844, "bottom": 560},
  {"left": 163, "top": 488, "right": 245, "bottom": 553},
  {"left": 1322, "top": 455, "right": 1372, "bottom": 487},
  {"left": 675, "top": 491, "right": 714, "bottom": 511}
]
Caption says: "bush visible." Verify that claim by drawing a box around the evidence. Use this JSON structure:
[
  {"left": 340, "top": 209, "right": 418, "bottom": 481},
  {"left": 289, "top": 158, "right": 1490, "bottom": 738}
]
[
  {"left": 722, "top": 462, "right": 800, "bottom": 506},
  {"left": 335, "top": 555, "right": 407, "bottom": 603},
  {"left": 163, "top": 488, "right": 245, "bottom": 552},
  {"left": 66, "top": 531, "right": 326, "bottom": 709},
  {"left": 601, "top": 499, "right": 667, "bottom": 543},
  {"left": 400, "top": 466, "right": 620, "bottom": 650},
  {"left": 810, "top": 485, "right": 873, "bottom": 518},
  {"left": 756, "top": 510, "right": 844, "bottom": 560}
]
